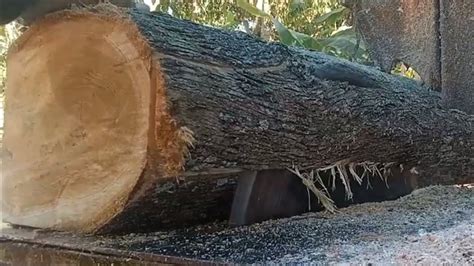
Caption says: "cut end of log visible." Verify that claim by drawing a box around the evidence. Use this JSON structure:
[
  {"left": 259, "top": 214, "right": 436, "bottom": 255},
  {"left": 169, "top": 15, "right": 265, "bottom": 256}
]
[{"left": 2, "top": 10, "right": 188, "bottom": 232}]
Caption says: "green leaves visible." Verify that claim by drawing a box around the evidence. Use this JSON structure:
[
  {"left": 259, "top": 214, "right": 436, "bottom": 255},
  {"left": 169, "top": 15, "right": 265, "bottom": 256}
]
[
  {"left": 223, "top": 11, "right": 239, "bottom": 29},
  {"left": 272, "top": 18, "right": 302, "bottom": 46},
  {"left": 150, "top": 0, "right": 361, "bottom": 61},
  {"left": 288, "top": 30, "right": 324, "bottom": 50},
  {"left": 236, "top": 0, "right": 270, "bottom": 18},
  {"left": 237, "top": 0, "right": 303, "bottom": 47},
  {"left": 314, "top": 7, "right": 347, "bottom": 25},
  {"left": 320, "top": 27, "right": 368, "bottom": 61},
  {"left": 0, "top": 26, "right": 6, "bottom": 94},
  {"left": 236, "top": 1, "right": 368, "bottom": 62},
  {"left": 0, "top": 26, "right": 6, "bottom": 52}
]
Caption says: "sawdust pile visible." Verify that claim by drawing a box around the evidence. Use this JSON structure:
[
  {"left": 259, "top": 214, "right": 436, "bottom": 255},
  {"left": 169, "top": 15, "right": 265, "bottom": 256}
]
[{"left": 113, "top": 185, "right": 473, "bottom": 264}]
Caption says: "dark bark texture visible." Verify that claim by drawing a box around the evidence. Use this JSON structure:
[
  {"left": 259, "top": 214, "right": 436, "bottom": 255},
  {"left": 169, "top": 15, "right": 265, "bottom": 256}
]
[
  {"left": 347, "top": 0, "right": 473, "bottom": 114},
  {"left": 345, "top": 0, "right": 441, "bottom": 90},
  {"left": 95, "top": 10, "right": 473, "bottom": 233},
  {"left": 100, "top": 169, "right": 239, "bottom": 234},
  {"left": 128, "top": 10, "right": 472, "bottom": 183}
]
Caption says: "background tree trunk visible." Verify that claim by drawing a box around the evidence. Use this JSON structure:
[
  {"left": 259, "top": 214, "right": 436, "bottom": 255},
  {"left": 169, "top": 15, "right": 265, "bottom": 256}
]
[
  {"left": 347, "top": 0, "right": 474, "bottom": 114},
  {"left": 439, "top": 0, "right": 474, "bottom": 114},
  {"left": 345, "top": 0, "right": 441, "bottom": 90},
  {"left": 2, "top": 6, "right": 472, "bottom": 234}
]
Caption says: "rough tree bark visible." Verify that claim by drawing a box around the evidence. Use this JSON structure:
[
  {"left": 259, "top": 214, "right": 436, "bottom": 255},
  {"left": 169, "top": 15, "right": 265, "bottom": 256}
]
[
  {"left": 343, "top": 0, "right": 441, "bottom": 90},
  {"left": 345, "top": 0, "right": 474, "bottom": 114},
  {"left": 2, "top": 6, "right": 473, "bottom": 234},
  {"left": 439, "top": 0, "right": 474, "bottom": 114}
]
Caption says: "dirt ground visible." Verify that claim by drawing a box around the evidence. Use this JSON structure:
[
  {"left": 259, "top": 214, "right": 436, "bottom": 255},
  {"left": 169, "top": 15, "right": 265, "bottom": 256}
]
[
  {"left": 109, "top": 185, "right": 473, "bottom": 264},
  {"left": 1, "top": 185, "right": 473, "bottom": 265}
]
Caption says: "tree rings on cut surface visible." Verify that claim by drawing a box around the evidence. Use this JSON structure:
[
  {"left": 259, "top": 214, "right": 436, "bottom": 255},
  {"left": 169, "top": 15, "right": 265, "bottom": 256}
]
[{"left": 2, "top": 10, "right": 177, "bottom": 233}]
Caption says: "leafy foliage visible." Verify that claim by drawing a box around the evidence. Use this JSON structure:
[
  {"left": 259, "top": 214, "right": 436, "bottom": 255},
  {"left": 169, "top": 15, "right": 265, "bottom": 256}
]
[
  {"left": 0, "top": 23, "right": 22, "bottom": 94},
  {"left": 1, "top": 0, "right": 423, "bottom": 95},
  {"left": 0, "top": 26, "right": 7, "bottom": 94},
  {"left": 236, "top": 0, "right": 369, "bottom": 63},
  {"left": 150, "top": 0, "right": 252, "bottom": 29},
  {"left": 392, "top": 62, "right": 421, "bottom": 81},
  {"left": 147, "top": 0, "right": 370, "bottom": 63},
  {"left": 269, "top": 0, "right": 346, "bottom": 38}
]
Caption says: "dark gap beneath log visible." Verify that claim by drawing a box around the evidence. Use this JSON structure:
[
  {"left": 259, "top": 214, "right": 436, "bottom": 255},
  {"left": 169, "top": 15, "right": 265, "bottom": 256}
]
[
  {"left": 101, "top": 166, "right": 417, "bottom": 234},
  {"left": 228, "top": 166, "right": 417, "bottom": 227}
]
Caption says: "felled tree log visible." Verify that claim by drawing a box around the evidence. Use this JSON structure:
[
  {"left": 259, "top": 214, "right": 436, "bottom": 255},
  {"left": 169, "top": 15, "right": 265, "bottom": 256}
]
[{"left": 2, "top": 5, "right": 473, "bottom": 234}]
